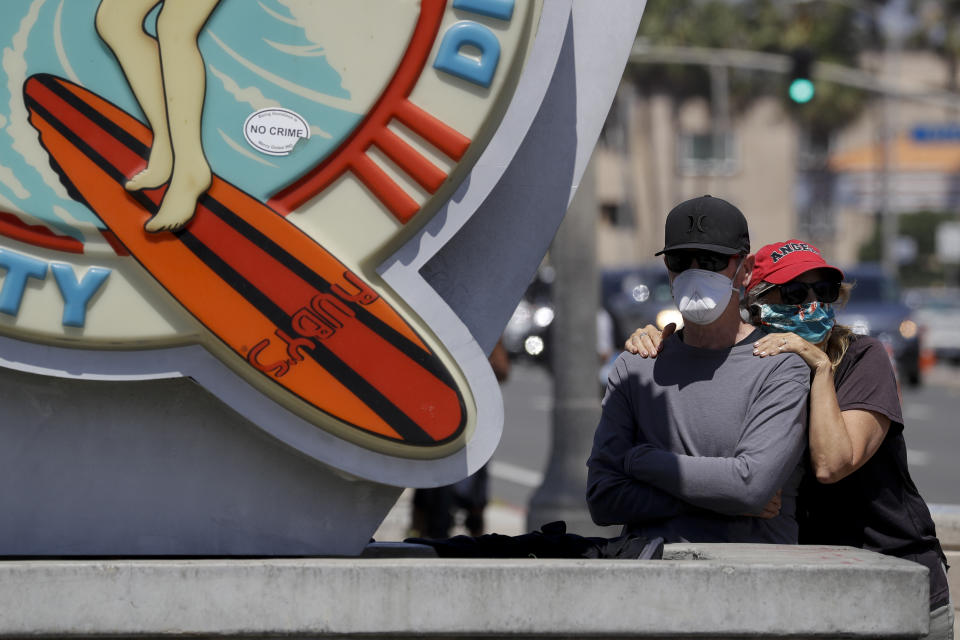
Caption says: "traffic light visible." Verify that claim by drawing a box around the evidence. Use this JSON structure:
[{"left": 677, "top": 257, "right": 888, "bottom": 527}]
[{"left": 788, "top": 48, "right": 815, "bottom": 104}]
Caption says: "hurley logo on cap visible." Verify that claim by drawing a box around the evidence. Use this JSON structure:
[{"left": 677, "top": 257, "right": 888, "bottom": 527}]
[
  {"left": 769, "top": 242, "right": 819, "bottom": 263},
  {"left": 687, "top": 215, "right": 707, "bottom": 233}
]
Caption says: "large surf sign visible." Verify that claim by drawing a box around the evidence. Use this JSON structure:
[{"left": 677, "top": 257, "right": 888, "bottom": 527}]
[{"left": 0, "top": 1, "right": 645, "bottom": 486}]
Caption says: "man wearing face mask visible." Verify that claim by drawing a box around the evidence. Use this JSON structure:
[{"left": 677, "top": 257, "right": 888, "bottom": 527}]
[{"left": 586, "top": 195, "right": 811, "bottom": 543}]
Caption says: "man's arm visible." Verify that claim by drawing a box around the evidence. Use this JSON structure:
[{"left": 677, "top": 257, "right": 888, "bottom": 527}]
[
  {"left": 586, "top": 356, "right": 690, "bottom": 526},
  {"left": 622, "top": 358, "right": 809, "bottom": 515}
]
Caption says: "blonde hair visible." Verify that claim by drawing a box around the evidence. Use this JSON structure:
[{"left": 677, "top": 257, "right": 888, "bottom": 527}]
[{"left": 745, "top": 282, "right": 855, "bottom": 371}]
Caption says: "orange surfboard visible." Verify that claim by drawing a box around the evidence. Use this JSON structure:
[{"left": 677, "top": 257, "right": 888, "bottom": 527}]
[{"left": 24, "top": 73, "right": 466, "bottom": 451}]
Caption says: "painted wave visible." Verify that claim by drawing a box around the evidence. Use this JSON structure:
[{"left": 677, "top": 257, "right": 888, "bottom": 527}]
[{"left": 0, "top": 0, "right": 415, "bottom": 243}]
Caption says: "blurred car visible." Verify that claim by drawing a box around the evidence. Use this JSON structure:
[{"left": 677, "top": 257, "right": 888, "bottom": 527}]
[
  {"left": 905, "top": 287, "right": 960, "bottom": 366},
  {"left": 502, "top": 266, "right": 555, "bottom": 363},
  {"left": 836, "top": 264, "right": 922, "bottom": 387},
  {"left": 505, "top": 263, "right": 681, "bottom": 366},
  {"left": 601, "top": 263, "right": 682, "bottom": 347}
]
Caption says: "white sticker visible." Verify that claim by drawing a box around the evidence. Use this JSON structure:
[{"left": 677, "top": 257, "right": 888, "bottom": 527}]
[{"left": 243, "top": 108, "right": 311, "bottom": 156}]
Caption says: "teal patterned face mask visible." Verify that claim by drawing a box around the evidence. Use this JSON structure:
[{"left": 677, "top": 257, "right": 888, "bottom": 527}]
[{"left": 757, "top": 301, "right": 835, "bottom": 344}]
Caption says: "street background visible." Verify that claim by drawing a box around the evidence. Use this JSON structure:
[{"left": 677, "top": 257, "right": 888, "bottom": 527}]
[
  {"left": 378, "top": 0, "right": 960, "bottom": 541},
  {"left": 378, "top": 360, "right": 960, "bottom": 539}
]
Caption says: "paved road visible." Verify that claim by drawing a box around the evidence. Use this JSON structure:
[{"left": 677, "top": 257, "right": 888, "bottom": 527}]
[
  {"left": 492, "top": 360, "right": 960, "bottom": 511},
  {"left": 489, "top": 360, "right": 553, "bottom": 511},
  {"left": 901, "top": 366, "right": 960, "bottom": 505}
]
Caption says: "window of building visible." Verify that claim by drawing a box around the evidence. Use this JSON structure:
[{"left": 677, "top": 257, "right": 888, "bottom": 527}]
[
  {"left": 601, "top": 202, "right": 633, "bottom": 227},
  {"left": 677, "top": 131, "right": 738, "bottom": 176}
]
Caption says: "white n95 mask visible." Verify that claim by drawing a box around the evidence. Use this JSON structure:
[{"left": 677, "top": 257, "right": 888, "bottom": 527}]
[{"left": 671, "top": 268, "right": 737, "bottom": 325}]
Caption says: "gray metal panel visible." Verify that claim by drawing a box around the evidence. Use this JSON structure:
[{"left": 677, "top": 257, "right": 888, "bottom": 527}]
[
  {"left": 0, "top": 366, "right": 399, "bottom": 556},
  {"left": 421, "top": 15, "right": 578, "bottom": 355}
]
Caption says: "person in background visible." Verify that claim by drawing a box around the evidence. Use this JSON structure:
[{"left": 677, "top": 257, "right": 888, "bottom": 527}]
[
  {"left": 626, "top": 239, "right": 952, "bottom": 640},
  {"left": 586, "top": 195, "right": 810, "bottom": 544}
]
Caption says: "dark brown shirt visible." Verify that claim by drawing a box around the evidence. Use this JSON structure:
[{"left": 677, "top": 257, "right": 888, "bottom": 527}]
[{"left": 798, "top": 334, "right": 949, "bottom": 609}]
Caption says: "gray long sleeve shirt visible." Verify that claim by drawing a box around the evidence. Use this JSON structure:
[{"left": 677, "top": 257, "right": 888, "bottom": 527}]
[{"left": 586, "top": 329, "right": 810, "bottom": 543}]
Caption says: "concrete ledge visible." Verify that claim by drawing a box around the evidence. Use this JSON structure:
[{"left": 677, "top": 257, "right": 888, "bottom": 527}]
[{"left": 0, "top": 544, "right": 927, "bottom": 638}]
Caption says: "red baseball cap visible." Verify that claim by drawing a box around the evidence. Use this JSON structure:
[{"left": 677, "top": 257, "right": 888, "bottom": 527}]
[{"left": 747, "top": 239, "right": 844, "bottom": 293}]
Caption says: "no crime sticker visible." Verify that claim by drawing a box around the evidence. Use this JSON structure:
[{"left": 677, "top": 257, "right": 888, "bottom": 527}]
[{"left": 243, "top": 108, "right": 311, "bottom": 156}]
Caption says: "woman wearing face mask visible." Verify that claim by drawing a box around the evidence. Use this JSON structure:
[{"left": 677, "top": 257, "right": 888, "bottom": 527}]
[{"left": 627, "top": 239, "right": 952, "bottom": 639}]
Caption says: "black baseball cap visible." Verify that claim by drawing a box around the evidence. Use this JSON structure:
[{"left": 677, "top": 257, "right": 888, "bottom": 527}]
[{"left": 655, "top": 195, "right": 750, "bottom": 256}]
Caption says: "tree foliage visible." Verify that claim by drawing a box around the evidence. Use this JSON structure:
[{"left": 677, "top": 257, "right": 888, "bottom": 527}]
[
  {"left": 911, "top": 0, "right": 960, "bottom": 90},
  {"left": 859, "top": 210, "right": 954, "bottom": 285}
]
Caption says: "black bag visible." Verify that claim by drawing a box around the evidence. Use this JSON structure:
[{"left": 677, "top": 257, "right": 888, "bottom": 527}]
[{"left": 405, "top": 520, "right": 664, "bottom": 560}]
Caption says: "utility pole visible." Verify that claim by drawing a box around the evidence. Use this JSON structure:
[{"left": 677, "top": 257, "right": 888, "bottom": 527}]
[
  {"left": 878, "top": 68, "right": 898, "bottom": 278},
  {"left": 527, "top": 159, "right": 611, "bottom": 536},
  {"left": 876, "top": 1, "right": 909, "bottom": 279},
  {"left": 709, "top": 63, "right": 731, "bottom": 192}
]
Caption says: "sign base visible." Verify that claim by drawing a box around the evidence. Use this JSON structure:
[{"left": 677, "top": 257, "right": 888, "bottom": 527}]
[{"left": 0, "top": 367, "right": 399, "bottom": 556}]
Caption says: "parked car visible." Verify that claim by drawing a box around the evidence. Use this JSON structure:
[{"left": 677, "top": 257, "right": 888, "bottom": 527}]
[
  {"left": 836, "top": 264, "right": 922, "bottom": 387},
  {"left": 905, "top": 287, "right": 960, "bottom": 366},
  {"left": 601, "top": 263, "right": 682, "bottom": 347}
]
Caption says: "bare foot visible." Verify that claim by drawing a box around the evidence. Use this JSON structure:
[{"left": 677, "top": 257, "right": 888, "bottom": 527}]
[
  {"left": 126, "top": 145, "right": 173, "bottom": 191},
  {"left": 144, "top": 166, "right": 211, "bottom": 232}
]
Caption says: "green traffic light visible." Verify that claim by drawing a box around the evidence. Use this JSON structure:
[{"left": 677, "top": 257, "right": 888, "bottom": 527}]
[{"left": 789, "top": 78, "right": 815, "bottom": 104}]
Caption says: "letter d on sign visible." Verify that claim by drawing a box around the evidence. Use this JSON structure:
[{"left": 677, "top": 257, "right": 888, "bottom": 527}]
[
  {"left": 433, "top": 21, "right": 501, "bottom": 88},
  {"left": 454, "top": 0, "right": 515, "bottom": 20}
]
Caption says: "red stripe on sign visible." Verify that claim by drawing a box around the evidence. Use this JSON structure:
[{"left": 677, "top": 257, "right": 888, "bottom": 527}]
[
  {"left": 98, "top": 230, "right": 131, "bottom": 256},
  {"left": 187, "top": 196, "right": 462, "bottom": 440},
  {"left": 0, "top": 210, "right": 85, "bottom": 254},
  {"left": 374, "top": 128, "right": 447, "bottom": 193},
  {"left": 394, "top": 99, "right": 471, "bottom": 161},
  {"left": 187, "top": 201, "right": 316, "bottom": 313},
  {"left": 267, "top": 0, "right": 452, "bottom": 217},
  {"left": 350, "top": 154, "right": 420, "bottom": 223},
  {"left": 26, "top": 79, "right": 145, "bottom": 180},
  {"left": 323, "top": 304, "right": 464, "bottom": 441}
]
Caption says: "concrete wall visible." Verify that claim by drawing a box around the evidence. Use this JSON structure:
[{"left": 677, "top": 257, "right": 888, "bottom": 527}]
[{"left": 0, "top": 544, "right": 928, "bottom": 638}]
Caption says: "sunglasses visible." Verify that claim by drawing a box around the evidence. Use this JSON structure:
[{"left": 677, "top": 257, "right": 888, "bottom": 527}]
[
  {"left": 664, "top": 250, "right": 732, "bottom": 273},
  {"left": 776, "top": 280, "right": 841, "bottom": 305}
]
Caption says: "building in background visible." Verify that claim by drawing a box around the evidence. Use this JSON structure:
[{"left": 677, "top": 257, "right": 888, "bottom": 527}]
[{"left": 593, "top": 50, "right": 960, "bottom": 276}]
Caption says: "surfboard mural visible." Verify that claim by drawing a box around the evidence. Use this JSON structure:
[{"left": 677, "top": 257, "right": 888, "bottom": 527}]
[{"left": 24, "top": 72, "right": 467, "bottom": 448}]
